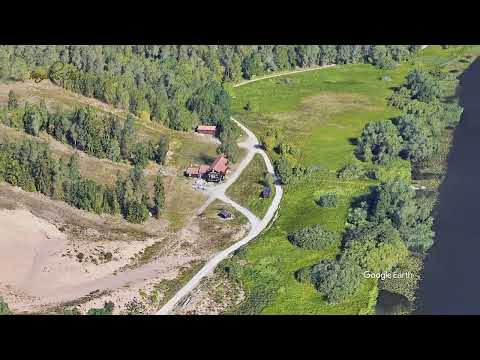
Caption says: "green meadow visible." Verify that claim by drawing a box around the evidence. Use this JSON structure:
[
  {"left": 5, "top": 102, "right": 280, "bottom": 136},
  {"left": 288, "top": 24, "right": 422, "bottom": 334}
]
[
  {"left": 225, "top": 46, "right": 480, "bottom": 314},
  {"left": 226, "top": 153, "right": 275, "bottom": 219}
]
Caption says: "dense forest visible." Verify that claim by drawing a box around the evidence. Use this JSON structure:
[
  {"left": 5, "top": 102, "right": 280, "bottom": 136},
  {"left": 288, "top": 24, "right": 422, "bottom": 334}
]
[{"left": 0, "top": 46, "right": 421, "bottom": 159}]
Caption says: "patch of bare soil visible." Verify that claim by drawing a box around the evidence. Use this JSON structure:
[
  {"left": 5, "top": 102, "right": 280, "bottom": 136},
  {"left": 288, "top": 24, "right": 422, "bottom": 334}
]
[
  {"left": 300, "top": 93, "right": 377, "bottom": 114},
  {"left": 0, "top": 181, "right": 249, "bottom": 314},
  {"left": 172, "top": 270, "right": 245, "bottom": 315},
  {"left": 271, "top": 92, "right": 379, "bottom": 135}
]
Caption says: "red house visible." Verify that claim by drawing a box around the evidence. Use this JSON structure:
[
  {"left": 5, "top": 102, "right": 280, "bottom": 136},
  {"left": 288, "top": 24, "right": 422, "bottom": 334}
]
[
  {"left": 196, "top": 125, "right": 217, "bottom": 136},
  {"left": 184, "top": 155, "right": 229, "bottom": 182},
  {"left": 207, "top": 155, "right": 228, "bottom": 182}
]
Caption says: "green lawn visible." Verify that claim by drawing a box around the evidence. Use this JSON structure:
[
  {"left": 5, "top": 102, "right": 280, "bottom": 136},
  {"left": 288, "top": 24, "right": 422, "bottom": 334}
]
[
  {"left": 223, "top": 46, "right": 480, "bottom": 315},
  {"left": 226, "top": 154, "right": 274, "bottom": 219}
]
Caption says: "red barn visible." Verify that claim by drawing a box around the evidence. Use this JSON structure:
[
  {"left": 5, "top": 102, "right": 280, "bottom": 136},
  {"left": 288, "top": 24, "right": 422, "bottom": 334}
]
[{"left": 196, "top": 125, "right": 217, "bottom": 136}]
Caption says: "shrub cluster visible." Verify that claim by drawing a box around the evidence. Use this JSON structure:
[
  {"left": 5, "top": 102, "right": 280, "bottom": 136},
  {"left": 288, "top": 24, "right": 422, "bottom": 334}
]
[
  {"left": 288, "top": 224, "right": 338, "bottom": 250},
  {"left": 317, "top": 193, "right": 339, "bottom": 208}
]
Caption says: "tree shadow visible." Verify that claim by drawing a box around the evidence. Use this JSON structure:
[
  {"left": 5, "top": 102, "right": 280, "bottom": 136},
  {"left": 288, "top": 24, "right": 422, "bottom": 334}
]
[
  {"left": 388, "top": 85, "right": 402, "bottom": 92},
  {"left": 348, "top": 137, "right": 358, "bottom": 146},
  {"left": 195, "top": 153, "right": 216, "bottom": 165}
]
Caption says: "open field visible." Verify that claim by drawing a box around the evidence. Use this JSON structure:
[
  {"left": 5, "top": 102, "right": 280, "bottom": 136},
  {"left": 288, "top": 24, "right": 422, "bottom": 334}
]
[
  {"left": 226, "top": 153, "right": 274, "bottom": 218},
  {"left": 219, "top": 46, "right": 480, "bottom": 314}
]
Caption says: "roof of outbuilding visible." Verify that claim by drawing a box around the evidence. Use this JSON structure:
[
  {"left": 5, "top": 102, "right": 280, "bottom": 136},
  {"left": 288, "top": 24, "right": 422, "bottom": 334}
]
[
  {"left": 197, "top": 125, "right": 217, "bottom": 131},
  {"left": 219, "top": 209, "right": 232, "bottom": 217}
]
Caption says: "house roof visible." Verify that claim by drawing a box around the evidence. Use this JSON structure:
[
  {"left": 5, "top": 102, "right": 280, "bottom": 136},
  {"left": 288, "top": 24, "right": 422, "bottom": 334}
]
[
  {"left": 185, "top": 166, "right": 200, "bottom": 176},
  {"left": 210, "top": 155, "right": 228, "bottom": 173},
  {"left": 199, "top": 165, "right": 210, "bottom": 174},
  {"left": 197, "top": 125, "right": 217, "bottom": 132}
]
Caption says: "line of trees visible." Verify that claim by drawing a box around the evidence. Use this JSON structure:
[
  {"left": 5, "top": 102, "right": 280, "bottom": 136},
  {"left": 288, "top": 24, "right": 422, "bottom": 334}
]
[
  {"left": 0, "top": 93, "right": 170, "bottom": 168},
  {"left": 0, "top": 139, "right": 165, "bottom": 224}
]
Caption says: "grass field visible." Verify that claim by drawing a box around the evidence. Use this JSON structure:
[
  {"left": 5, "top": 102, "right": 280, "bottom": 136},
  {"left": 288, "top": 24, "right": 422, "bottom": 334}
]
[
  {"left": 226, "top": 154, "right": 274, "bottom": 218},
  {"left": 223, "top": 45, "right": 480, "bottom": 314}
]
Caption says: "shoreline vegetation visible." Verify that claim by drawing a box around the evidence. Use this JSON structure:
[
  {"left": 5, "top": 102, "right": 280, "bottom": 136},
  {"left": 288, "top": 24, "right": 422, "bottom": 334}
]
[{"left": 220, "top": 45, "right": 480, "bottom": 315}]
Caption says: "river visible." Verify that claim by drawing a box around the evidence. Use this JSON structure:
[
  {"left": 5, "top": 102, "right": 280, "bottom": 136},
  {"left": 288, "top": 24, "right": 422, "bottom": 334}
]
[{"left": 415, "top": 58, "right": 480, "bottom": 314}]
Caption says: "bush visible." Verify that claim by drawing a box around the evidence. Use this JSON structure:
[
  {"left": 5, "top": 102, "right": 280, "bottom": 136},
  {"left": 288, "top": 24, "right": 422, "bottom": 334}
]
[
  {"left": 0, "top": 297, "right": 11, "bottom": 315},
  {"left": 288, "top": 224, "right": 338, "bottom": 250},
  {"left": 337, "top": 163, "right": 361, "bottom": 180},
  {"left": 62, "top": 306, "right": 81, "bottom": 315},
  {"left": 356, "top": 120, "right": 402, "bottom": 165},
  {"left": 405, "top": 68, "right": 442, "bottom": 103},
  {"left": 342, "top": 222, "right": 409, "bottom": 273},
  {"left": 380, "top": 255, "right": 423, "bottom": 302},
  {"left": 231, "top": 286, "right": 276, "bottom": 315},
  {"left": 317, "top": 193, "right": 339, "bottom": 208},
  {"left": 86, "top": 301, "right": 115, "bottom": 315},
  {"left": 294, "top": 267, "right": 313, "bottom": 283},
  {"left": 125, "top": 200, "right": 149, "bottom": 224},
  {"left": 310, "top": 259, "right": 362, "bottom": 304},
  {"left": 274, "top": 156, "right": 292, "bottom": 185},
  {"left": 244, "top": 101, "right": 256, "bottom": 112},
  {"left": 125, "top": 298, "right": 147, "bottom": 315}
]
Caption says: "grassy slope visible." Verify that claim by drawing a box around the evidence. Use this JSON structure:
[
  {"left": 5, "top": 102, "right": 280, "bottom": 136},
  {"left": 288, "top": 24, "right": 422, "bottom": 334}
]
[
  {"left": 0, "top": 80, "right": 219, "bottom": 230},
  {"left": 226, "top": 153, "right": 274, "bottom": 218},
  {"left": 227, "top": 46, "right": 480, "bottom": 314}
]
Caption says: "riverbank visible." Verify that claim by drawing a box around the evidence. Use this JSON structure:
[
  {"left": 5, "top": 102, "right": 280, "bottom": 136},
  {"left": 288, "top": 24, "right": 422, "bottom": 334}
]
[
  {"left": 414, "top": 57, "right": 480, "bottom": 314},
  {"left": 376, "top": 47, "right": 480, "bottom": 314}
]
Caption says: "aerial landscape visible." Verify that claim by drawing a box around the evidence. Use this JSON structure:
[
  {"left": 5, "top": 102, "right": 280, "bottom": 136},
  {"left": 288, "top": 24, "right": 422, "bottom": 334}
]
[{"left": 0, "top": 45, "right": 478, "bottom": 315}]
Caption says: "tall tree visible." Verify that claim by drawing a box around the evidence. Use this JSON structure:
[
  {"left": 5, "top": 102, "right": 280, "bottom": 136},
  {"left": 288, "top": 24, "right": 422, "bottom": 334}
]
[
  {"left": 153, "top": 174, "right": 165, "bottom": 218},
  {"left": 7, "top": 90, "right": 18, "bottom": 110}
]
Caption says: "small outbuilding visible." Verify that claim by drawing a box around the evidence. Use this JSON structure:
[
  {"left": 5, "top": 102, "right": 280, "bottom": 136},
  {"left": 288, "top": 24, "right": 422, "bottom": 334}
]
[
  {"left": 196, "top": 125, "right": 217, "bottom": 136},
  {"left": 261, "top": 185, "right": 271, "bottom": 198},
  {"left": 218, "top": 209, "right": 233, "bottom": 219}
]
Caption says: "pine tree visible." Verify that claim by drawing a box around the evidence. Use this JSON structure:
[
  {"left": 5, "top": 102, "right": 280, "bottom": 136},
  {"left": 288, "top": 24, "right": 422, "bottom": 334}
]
[
  {"left": 52, "top": 159, "right": 66, "bottom": 200},
  {"left": 7, "top": 90, "right": 18, "bottom": 110},
  {"left": 153, "top": 174, "right": 165, "bottom": 218}
]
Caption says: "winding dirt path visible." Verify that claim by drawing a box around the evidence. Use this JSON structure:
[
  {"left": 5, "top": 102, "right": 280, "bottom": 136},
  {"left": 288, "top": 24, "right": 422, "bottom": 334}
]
[
  {"left": 156, "top": 118, "right": 283, "bottom": 314},
  {"left": 233, "top": 64, "right": 336, "bottom": 88}
]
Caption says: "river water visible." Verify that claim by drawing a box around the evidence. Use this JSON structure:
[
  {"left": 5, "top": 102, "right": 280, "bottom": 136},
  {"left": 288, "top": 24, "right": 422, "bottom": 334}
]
[{"left": 415, "top": 58, "right": 480, "bottom": 314}]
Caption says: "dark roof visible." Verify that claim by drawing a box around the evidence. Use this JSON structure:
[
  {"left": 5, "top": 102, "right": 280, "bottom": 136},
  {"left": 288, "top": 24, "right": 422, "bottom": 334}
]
[
  {"left": 262, "top": 186, "right": 271, "bottom": 197},
  {"left": 218, "top": 209, "right": 232, "bottom": 218}
]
